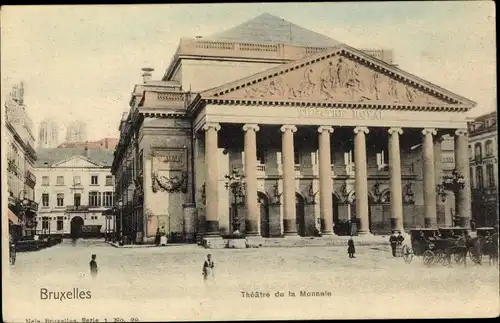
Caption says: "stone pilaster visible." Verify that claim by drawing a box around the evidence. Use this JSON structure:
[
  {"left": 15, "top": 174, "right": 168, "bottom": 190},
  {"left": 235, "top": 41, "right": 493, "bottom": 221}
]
[
  {"left": 454, "top": 129, "right": 471, "bottom": 228},
  {"left": 280, "top": 124, "right": 298, "bottom": 236},
  {"left": 203, "top": 122, "right": 221, "bottom": 236},
  {"left": 243, "top": 124, "right": 260, "bottom": 236},
  {"left": 388, "top": 127, "right": 404, "bottom": 232},
  {"left": 354, "top": 126, "right": 370, "bottom": 235},
  {"left": 318, "top": 126, "right": 334, "bottom": 235},
  {"left": 422, "top": 128, "right": 437, "bottom": 228}
]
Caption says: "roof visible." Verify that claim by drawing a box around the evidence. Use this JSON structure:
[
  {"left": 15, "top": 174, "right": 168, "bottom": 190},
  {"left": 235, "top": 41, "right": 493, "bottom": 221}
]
[
  {"left": 35, "top": 148, "right": 114, "bottom": 167},
  {"left": 205, "top": 13, "right": 342, "bottom": 47}
]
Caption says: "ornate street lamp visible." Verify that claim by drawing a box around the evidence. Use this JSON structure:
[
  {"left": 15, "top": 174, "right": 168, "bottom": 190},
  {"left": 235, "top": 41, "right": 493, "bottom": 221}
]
[
  {"left": 307, "top": 183, "right": 318, "bottom": 205},
  {"left": 200, "top": 183, "right": 206, "bottom": 205},
  {"left": 438, "top": 168, "right": 466, "bottom": 226},
  {"left": 272, "top": 181, "right": 282, "bottom": 204},
  {"left": 224, "top": 169, "right": 245, "bottom": 234},
  {"left": 403, "top": 183, "right": 415, "bottom": 204}
]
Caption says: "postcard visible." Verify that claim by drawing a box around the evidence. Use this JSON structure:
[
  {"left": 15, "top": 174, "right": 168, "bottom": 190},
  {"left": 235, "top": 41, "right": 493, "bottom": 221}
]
[{"left": 2, "top": 2, "right": 498, "bottom": 322}]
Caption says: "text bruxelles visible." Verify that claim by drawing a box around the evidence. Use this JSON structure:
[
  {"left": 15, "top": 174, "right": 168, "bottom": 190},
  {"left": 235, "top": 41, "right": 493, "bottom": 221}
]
[{"left": 40, "top": 288, "right": 92, "bottom": 301}]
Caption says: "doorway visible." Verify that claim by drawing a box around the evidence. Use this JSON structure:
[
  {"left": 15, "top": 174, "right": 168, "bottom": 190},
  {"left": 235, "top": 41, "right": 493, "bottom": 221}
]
[
  {"left": 258, "top": 192, "right": 270, "bottom": 238},
  {"left": 296, "top": 193, "right": 306, "bottom": 236},
  {"left": 70, "top": 216, "right": 84, "bottom": 238}
]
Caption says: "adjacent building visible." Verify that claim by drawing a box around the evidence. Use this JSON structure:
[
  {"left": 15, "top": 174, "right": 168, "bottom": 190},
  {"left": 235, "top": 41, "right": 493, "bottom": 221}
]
[
  {"left": 65, "top": 120, "right": 88, "bottom": 143},
  {"left": 112, "top": 13, "right": 476, "bottom": 245},
  {"left": 34, "top": 146, "right": 115, "bottom": 237},
  {"left": 38, "top": 117, "right": 61, "bottom": 148},
  {"left": 468, "top": 110, "right": 498, "bottom": 227},
  {"left": 5, "top": 82, "right": 39, "bottom": 238},
  {"left": 58, "top": 137, "right": 119, "bottom": 149}
]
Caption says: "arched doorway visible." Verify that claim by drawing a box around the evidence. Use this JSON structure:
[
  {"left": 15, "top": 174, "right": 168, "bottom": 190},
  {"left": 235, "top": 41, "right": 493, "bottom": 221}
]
[
  {"left": 296, "top": 193, "right": 306, "bottom": 236},
  {"left": 258, "top": 191, "right": 270, "bottom": 238},
  {"left": 70, "top": 216, "right": 84, "bottom": 238}
]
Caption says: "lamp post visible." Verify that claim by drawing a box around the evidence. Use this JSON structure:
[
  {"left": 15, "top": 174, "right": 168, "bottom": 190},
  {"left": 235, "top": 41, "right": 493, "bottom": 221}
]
[
  {"left": 224, "top": 169, "right": 245, "bottom": 234},
  {"left": 118, "top": 199, "right": 123, "bottom": 241},
  {"left": 438, "top": 168, "right": 466, "bottom": 227}
]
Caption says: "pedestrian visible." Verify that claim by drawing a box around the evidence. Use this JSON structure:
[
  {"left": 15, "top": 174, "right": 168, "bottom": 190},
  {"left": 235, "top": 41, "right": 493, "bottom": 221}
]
[
  {"left": 202, "top": 253, "right": 215, "bottom": 281},
  {"left": 155, "top": 228, "right": 161, "bottom": 246},
  {"left": 396, "top": 231, "right": 405, "bottom": 257},
  {"left": 389, "top": 231, "right": 398, "bottom": 257},
  {"left": 89, "top": 254, "right": 98, "bottom": 278},
  {"left": 347, "top": 236, "right": 356, "bottom": 258}
]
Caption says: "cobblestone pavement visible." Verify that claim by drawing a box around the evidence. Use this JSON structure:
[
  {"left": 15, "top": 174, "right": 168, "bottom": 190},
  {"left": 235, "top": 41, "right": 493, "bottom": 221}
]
[{"left": 4, "top": 239, "right": 499, "bottom": 321}]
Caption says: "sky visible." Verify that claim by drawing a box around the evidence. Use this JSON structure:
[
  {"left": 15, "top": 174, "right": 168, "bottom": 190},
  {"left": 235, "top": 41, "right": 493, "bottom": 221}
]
[{"left": 1, "top": 2, "right": 496, "bottom": 142}]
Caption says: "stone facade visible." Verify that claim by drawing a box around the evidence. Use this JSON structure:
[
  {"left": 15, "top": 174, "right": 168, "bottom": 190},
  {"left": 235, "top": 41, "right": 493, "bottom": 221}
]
[
  {"left": 5, "top": 82, "right": 38, "bottom": 238},
  {"left": 468, "top": 111, "right": 498, "bottom": 227},
  {"left": 112, "top": 14, "right": 475, "bottom": 245}
]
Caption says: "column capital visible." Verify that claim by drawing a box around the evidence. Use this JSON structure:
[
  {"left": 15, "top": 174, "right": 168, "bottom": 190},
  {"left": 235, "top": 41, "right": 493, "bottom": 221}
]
[
  {"left": 318, "top": 126, "right": 334, "bottom": 134},
  {"left": 280, "top": 124, "right": 297, "bottom": 133},
  {"left": 202, "top": 122, "right": 221, "bottom": 132},
  {"left": 388, "top": 127, "right": 403, "bottom": 135},
  {"left": 454, "top": 128, "right": 468, "bottom": 137},
  {"left": 353, "top": 126, "right": 369, "bottom": 135},
  {"left": 422, "top": 128, "right": 437, "bottom": 136},
  {"left": 242, "top": 124, "right": 260, "bottom": 132}
]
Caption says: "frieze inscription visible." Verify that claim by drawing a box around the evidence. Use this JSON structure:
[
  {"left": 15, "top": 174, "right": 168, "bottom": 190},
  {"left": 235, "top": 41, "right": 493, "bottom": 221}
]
[{"left": 299, "top": 108, "right": 383, "bottom": 120}]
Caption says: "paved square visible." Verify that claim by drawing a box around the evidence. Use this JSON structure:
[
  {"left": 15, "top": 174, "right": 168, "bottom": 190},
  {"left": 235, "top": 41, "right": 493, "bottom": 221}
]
[{"left": 4, "top": 240, "right": 499, "bottom": 321}]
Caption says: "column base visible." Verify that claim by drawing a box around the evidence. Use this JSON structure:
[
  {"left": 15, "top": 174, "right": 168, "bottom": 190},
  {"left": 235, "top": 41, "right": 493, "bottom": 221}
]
[
  {"left": 201, "top": 236, "right": 226, "bottom": 249},
  {"left": 424, "top": 217, "right": 437, "bottom": 228},
  {"left": 205, "top": 220, "right": 220, "bottom": 236},
  {"left": 458, "top": 217, "right": 471, "bottom": 229},
  {"left": 357, "top": 231, "right": 373, "bottom": 236}
]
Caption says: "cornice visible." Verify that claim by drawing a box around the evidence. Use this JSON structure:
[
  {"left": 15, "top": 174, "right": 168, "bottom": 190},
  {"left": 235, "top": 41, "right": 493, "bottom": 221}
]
[{"left": 202, "top": 97, "right": 468, "bottom": 113}]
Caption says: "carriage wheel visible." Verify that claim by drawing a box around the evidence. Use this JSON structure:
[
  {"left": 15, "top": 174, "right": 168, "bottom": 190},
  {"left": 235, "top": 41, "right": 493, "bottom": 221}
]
[
  {"left": 436, "top": 253, "right": 447, "bottom": 266},
  {"left": 454, "top": 252, "right": 465, "bottom": 265},
  {"left": 402, "top": 245, "right": 413, "bottom": 264},
  {"left": 423, "top": 250, "right": 435, "bottom": 266}
]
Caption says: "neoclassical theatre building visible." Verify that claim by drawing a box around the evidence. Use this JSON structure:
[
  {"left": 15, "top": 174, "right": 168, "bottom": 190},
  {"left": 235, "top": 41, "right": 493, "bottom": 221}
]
[{"left": 112, "top": 14, "right": 475, "bottom": 245}]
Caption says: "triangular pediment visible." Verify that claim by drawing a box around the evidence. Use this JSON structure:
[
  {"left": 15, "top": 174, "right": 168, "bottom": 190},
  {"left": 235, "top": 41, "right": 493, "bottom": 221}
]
[
  {"left": 201, "top": 45, "right": 475, "bottom": 109},
  {"left": 53, "top": 156, "right": 102, "bottom": 168}
]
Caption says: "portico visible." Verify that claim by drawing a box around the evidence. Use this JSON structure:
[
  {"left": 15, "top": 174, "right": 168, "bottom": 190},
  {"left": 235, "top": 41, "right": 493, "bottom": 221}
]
[{"left": 189, "top": 45, "right": 475, "bottom": 242}]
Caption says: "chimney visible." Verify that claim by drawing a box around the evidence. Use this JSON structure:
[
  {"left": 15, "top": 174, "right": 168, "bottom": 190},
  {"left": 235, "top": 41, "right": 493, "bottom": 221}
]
[
  {"left": 141, "top": 67, "right": 154, "bottom": 83},
  {"left": 105, "top": 138, "right": 109, "bottom": 149},
  {"left": 84, "top": 141, "right": 89, "bottom": 156}
]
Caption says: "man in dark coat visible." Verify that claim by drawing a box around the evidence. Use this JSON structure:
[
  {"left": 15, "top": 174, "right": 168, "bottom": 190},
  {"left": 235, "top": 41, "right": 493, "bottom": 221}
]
[
  {"left": 202, "top": 254, "right": 215, "bottom": 281},
  {"left": 155, "top": 228, "right": 161, "bottom": 246},
  {"left": 347, "top": 236, "right": 356, "bottom": 258},
  {"left": 89, "top": 254, "right": 98, "bottom": 278},
  {"left": 396, "top": 231, "right": 405, "bottom": 257},
  {"left": 389, "top": 231, "right": 398, "bottom": 257}
]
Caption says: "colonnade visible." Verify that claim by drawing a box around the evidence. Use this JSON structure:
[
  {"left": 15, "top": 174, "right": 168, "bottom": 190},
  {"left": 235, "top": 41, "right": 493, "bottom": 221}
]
[{"left": 201, "top": 122, "right": 470, "bottom": 237}]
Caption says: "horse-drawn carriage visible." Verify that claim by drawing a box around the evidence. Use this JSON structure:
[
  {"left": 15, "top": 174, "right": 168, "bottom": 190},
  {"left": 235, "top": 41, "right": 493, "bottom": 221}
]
[
  {"left": 468, "top": 227, "right": 499, "bottom": 265},
  {"left": 401, "top": 228, "right": 470, "bottom": 266}
]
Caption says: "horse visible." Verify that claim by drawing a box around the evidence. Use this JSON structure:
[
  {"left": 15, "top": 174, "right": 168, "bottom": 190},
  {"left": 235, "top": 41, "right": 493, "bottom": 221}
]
[
  {"left": 468, "top": 233, "right": 499, "bottom": 266},
  {"left": 483, "top": 233, "right": 499, "bottom": 266}
]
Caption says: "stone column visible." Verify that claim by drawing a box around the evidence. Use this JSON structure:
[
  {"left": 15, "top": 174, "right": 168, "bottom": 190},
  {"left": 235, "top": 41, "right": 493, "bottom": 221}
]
[
  {"left": 422, "top": 128, "right": 437, "bottom": 228},
  {"left": 280, "top": 125, "right": 298, "bottom": 236},
  {"left": 388, "top": 127, "right": 404, "bottom": 232},
  {"left": 203, "top": 122, "right": 221, "bottom": 236},
  {"left": 433, "top": 135, "right": 445, "bottom": 225},
  {"left": 243, "top": 124, "right": 260, "bottom": 236},
  {"left": 454, "top": 129, "right": 472, "bottom": 228},
  {"left": 318, "top": 126, "right": 334, "bottom": 235},
  {"left": 354, "top": 127, "right": 370, "bottom": 235}
]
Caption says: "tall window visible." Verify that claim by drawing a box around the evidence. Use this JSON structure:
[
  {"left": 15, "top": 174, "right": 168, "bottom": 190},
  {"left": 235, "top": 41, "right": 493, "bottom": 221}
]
[
  {"left": 476, "top": 166, "right": 484, "bottom": 189},
  {"left": 103, "top": 191, "right": 114, "bottom": 207},
  {"left": 42, "top": 176, "right": 49, "bottom": 186},
  {"left": 474, "top": 143, "right": 482, "bottom": 162},
  {"left": 376, "top": 150, "right": 389, "bottom": 169},
  {"left": 42, "top": 193, "right": 49, "bottom": 207},
  {"left": 42, "top": 217, "right": 49, "bottom": 230},
  {"left": 73, "top": 176, "right": 81, "bottom": 186},
  {"left": 57, "top": 193, "right": 64, "bottom": 207},
  {"left": 256, "top": 146, "right": 266, "bottom": 164},
  {"left": 74, "top": 193, "right": 81, "bottom": 207},
  {"left": 470, "top": 167, "right": 474, "bottom": 189},
  {"left": 468, "top": 145, "right": 473, "bottom": 160},
  {"left": 485, "top": 140, "right": 493, "bottom": 156},
  {"left": 294, "top": 149, "right": 300, "bottom": 165},
  {"left": 91, "top": 175, "right": 99, "bottom": 185},
  {"left": 56, "top": 217, "right": 64, "bottom": 231},
  {"left": 486, "top": 164, "right": 495, "bottom": 187},
  {"left": 89, "top": 191, "right": 100, "bottom": 207},
  {"left": 105, "top": 175, "right": 113, "bottom": 186},
  {"left": 56, "top": 176, "right": 64, "bottom": 185},
  {"left": 344, "top": 150, "right": 354, "bottom": 165}
]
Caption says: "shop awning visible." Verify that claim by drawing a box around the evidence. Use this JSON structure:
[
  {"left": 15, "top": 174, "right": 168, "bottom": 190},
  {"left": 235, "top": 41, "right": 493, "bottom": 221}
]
[{"left": 8, "top": 209, "right": 20, "bottom": 225}]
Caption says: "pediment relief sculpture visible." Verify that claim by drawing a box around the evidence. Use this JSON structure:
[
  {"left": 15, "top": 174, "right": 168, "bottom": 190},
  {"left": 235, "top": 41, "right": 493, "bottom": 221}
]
[{"left": 218, "top": 55, "right": 453, "bottom": 105}]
